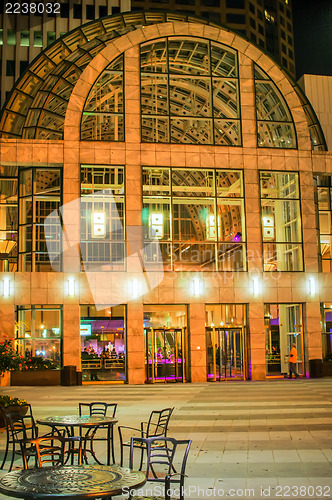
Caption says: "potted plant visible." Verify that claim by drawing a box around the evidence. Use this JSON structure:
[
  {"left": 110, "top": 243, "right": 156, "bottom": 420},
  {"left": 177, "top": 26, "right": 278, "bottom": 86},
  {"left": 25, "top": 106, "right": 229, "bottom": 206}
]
[
  {"left": 0, "top": 395, "right": 29, "bottom": 427},
  {"left": 0, "top": 339, "right": 27, "bottom": 386}
]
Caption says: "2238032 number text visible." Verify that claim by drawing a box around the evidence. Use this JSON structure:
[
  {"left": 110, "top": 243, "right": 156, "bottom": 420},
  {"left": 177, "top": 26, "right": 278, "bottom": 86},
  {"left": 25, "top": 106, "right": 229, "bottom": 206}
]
[{"left": 5, "top": 3, "right": 60, "bottom": 14}]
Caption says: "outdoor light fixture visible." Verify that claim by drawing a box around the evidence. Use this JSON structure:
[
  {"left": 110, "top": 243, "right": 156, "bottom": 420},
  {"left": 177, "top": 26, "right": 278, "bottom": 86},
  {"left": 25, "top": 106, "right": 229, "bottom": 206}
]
[
  {"left": 252, "top": 276, "right": 260, "bottom": 296},
  {"left": 1, "top": 277, "right": 11, "bottom": 297},
  {"left": 308, "top": 277, "right": 317, "bottom": 296},
  {"left": 66, "top": 277, "right": 78, "bottom": 297},
  {"left": 92, "top": 211, "right": 106, "bottom": 238},
  {"left": 149, "top": 213, "right": 164, "bottom": 239},
  {"left": 192, "top": 277, "right": 202, "bottom": 297},
  {"left": 131, "top": 278, "right": 142, "bottom": 300}
]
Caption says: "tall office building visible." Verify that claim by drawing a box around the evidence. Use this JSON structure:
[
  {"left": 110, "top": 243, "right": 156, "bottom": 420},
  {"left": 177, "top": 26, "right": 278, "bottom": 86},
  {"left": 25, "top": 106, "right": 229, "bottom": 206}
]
[
  {"left": 0, "top": 0, "right": 131, "bottom": 107},
  {"left": 0, "top": 0, "right": 295, "bottom": 108},
  {"left": 131, "top": 0, "right": 296, "bottom": 76}
]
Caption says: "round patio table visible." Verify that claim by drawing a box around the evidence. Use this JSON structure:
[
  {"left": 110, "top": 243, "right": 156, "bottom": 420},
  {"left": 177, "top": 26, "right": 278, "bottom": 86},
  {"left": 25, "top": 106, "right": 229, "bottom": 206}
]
[
  {"left": 37, "top": 415, "right": 118, "bottom": 465},
  {"left": 0, "top": 464, "right": 146, "bottom": 499}
]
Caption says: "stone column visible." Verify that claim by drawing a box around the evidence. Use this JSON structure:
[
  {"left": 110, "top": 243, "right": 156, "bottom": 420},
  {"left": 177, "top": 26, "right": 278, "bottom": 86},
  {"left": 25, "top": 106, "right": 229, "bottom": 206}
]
[
  {"left": 126, "top": 302, "right": 145, "bottom": 384},
  {"left": 189, "top": 303, "right": 206, "bottom": 382},
  {"left": 62, "top": 304, "right": 81, "bottom": 370}
]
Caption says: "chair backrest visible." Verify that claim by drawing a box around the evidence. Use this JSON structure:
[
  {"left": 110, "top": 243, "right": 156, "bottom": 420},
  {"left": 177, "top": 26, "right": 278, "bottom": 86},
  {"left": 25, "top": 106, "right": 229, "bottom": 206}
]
[
  {"left": 146, "top": 407, "right": 174, "bottom": 438},
  {"left": 1, "top": 405, "right": 38, "bottom": 442},
  {"left": 20, "top": 436, "right": 82, "bottom": 469},
  {"left": 129, "top": 436, "right": 191, "bottom": 485},
  {"left": 79, "top": 402, "right": 117, "bottom": 418}
]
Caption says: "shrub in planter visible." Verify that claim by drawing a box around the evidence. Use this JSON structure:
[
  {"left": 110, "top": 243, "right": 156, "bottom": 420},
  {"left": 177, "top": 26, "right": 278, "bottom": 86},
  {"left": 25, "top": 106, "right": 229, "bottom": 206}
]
[
  {"left": 0, "top": 395, "right": 29, "bottom": 427},
  {"left": 0, "top": 340, "right": 27, "bottom": 376}
]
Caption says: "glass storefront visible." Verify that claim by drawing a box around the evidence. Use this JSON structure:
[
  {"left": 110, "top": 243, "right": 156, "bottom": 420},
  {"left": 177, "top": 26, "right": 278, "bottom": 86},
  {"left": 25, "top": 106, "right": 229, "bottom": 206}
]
[
  {"left": 321, "top": 303, "right": 332, "bottom": 361},
  {"left": 206, "top": 304, "right": 248, "bottom": 381},
  {"left": 144, "top": 305, "right": 187, "bottom": 383},
  {"left": 316, "top": 175, "right": 332, "bottom": 272},
  {"left": 16, "top": 305, "right": 62, "bottom": 368},
  {"left": 265, "top": 303, "right": 304, "bottom": 377},
  {"left": 80, "top": 305, "right": 126, "bottom": 382}
]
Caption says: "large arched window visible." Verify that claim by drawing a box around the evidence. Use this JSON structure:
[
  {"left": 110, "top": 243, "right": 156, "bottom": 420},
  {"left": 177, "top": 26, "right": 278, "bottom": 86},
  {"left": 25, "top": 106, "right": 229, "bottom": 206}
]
[
  {"left": 254, "top": 64, "right": 297, "bottom": 148},
  {"left": 140, "top": 37, "right": 241, "bottom": 146},
  {"left": 81, "top": 55, "right": 124, "bottom": 141}
]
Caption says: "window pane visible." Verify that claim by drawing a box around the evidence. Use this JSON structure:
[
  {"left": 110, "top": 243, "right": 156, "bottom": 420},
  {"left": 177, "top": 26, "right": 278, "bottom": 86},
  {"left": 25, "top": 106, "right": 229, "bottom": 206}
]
[
  {"left": 140, "top": 39, "right": 167, "bottom": 73},
  {"left": 257, "top": 121, "right": 296, "bottom": 148},
  {"left": 170, "top": 118, "right": 213, "bottom": 144},
  {"left": 168, "top": 38, "right": 210, "bottom": 75},
  {"left": 260, "top": 172, "right": 299, "bottom": 199},
  {"left": 142, "top": 117, "right": 169, "bottom": 143},
  {"left": 212, "top": 79, "right": 239, "bottom": 118},
  {"left": 169, "top": 77, "right": 211, "bottom": 117},
  {"left": 141, "top": 75, "right": 168, "bottom": 115},
  {"left": 172, "top": 169, "right": 215, "bottom": 197},
  {"left": 214, "top": 120, "right": 241, "bottom": 146},
  {"left": 217, "top": 199, "right": 245, "bottom": 242},
  {"left": 216, "top": 170, "right": 243, "bottom": 197},
  {"left": 142, "top": 168, "right": 170, "bottom": 196},
  {"left": 81, "top": 114, "right": 124, "bottom": 141},
  {"left": 263, "top": 243, "right": 303, "bottom": 271}
]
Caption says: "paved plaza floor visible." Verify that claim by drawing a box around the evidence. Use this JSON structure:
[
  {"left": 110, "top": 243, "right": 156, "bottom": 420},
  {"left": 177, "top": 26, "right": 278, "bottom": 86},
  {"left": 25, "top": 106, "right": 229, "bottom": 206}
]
[{"left": 0, "top": 378, "right": 332, "bottom": 499}]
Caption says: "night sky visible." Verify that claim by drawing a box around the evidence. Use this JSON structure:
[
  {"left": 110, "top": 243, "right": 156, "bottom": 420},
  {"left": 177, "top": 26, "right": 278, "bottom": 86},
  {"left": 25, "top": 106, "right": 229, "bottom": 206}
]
[{"left": 292, "top": 0, "right": 332, "bottom": 79}]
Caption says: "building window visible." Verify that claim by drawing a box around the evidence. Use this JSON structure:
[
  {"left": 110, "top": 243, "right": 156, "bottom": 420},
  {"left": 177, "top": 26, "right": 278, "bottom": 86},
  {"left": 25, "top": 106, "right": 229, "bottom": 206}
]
[
  {"left": 6, "top": 60, "right": 15, "bottom": 77},
  {"left": 73, "top": 3, "right": 82, "bottom": 19},
  {"left": 86, "top": 4, "right": 95, "bottom": 19},
  {"left": 60, "top": 2, "right": 69, "bottom": 17},
  {"left": 7, "top": 29, "right": 16, "bottom": 45},
  {"left": 250, "top": 33, "right": 257, "bottom": 43},
  {"left": 316, "top": 175, "right": 332, "bottom": 271},
  {"left": 19, "top": 167, "right": 62, "bottom": 271},
  {"left": 47, "top": 32, "right": 56, "bottom": 46},
  {"left": 226, "top": 13, "right": 246, "bottom": 23},
  {"left": 20, "top": 30, "right": 29, "bottom": 47},
  {"left": 280, "top": 30, "right": 286, "bottom": 40},
  {"left": 288, "top": 35, "right": 293, "bottom": 45},
  {"left": 0, "top": 29, "right": 3, "bottom": 45},
  {"left": 226, "top": 0, "right": 244, "bottom": 7},
  {"left": 99, "top": 5, "right": 107, "bottom": 17},
  {"left": 81, "top": 55, "right": 124, "bottom": 141},
  {"left": 258, "top": 9, "right": 263, "bottom": 20},
  {"left": 80, "top": 165, "right": 125, "bottom": 271},
  {"left": 34, "top": 31, "right": 43, "bottom": 47},
  {"left": 201, "top": 0, "right": 220, "bottom": 6},
  {"left": 282, "top": 57, "right": 288, "bottom": 69},
  {"left": 142, "top": 168, "right": 246, "bottom": 271},
  {"left": 249, "top": 2, "right": 255, "bottom": 14},
  {"left": 140, "top": 37, "right": 241, "bottom": 146},
  {"left": 321, "top": 303, "right": 332, "bottom": 361},
  {"left": 16, "top": 305, "right": 62, "bottom": 368},
  {"left": 254, "top": 64, "right": 297, "bottom": 148},
  {"left": 258, "top": 24, "right": 264, "bottom": 35},
  {"left": 250, "top": 17, "right": 256, "bottom": 29},
  {"left": 20, "top": 60, "right": 29, "bottom": 74},
  {"left": 281, "top": 43, "right": 286, "bottom": 54},
  {"left": 260, "top": 171, "right": 303, "bottom": 272},
  {"left": 0, "top": 166, "right": 18, "bottom": 272}
]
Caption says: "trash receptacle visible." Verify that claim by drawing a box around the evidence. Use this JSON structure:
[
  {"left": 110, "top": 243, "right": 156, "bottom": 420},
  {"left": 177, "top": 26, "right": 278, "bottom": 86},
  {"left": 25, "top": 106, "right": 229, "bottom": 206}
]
[
  {"left": 309, "top": 359, "right": 323, "bottom": 378},
  {"left": 76, "top": 371, "right": 82, "bottom": 386},
  {"left": 61, "top": 365, "right": 77, "bottom": 386}
]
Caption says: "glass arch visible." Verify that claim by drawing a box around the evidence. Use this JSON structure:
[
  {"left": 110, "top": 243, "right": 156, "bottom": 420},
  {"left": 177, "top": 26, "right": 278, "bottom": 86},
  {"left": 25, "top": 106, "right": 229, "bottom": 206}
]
[
  {"left": 81, "top": 55, "right": 124, "bottom": 141},
  {"left": 140, "top": 37, "right": 241, "bottom": 146},
  {"left": 254, "top": 64, "right": 297, "bottom": 149}
]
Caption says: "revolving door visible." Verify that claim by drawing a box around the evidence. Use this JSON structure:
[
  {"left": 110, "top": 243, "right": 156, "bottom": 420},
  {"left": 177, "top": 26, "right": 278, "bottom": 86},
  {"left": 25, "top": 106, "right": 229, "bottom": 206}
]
[
  {"left": 145, "top": 328, "right": 186, "bottom": 383},
  {"left": 207, "top": 327, "right": 247, "bottom": 380}
]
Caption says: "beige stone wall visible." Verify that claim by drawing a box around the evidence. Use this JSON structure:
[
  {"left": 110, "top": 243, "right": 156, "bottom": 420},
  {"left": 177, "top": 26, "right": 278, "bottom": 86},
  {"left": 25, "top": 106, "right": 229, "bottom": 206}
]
[{"left": 0, "top": 22, "right": 331, "bottom": 383}]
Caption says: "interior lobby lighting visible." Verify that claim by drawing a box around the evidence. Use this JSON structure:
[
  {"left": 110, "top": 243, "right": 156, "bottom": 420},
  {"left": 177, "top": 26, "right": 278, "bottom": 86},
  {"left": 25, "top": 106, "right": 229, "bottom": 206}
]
[
  {"left": 149, "top": 213, "right": 164, "bottom": 239},
  {"left": 92, "top": 211, "right": 106, "bottom": 238}
]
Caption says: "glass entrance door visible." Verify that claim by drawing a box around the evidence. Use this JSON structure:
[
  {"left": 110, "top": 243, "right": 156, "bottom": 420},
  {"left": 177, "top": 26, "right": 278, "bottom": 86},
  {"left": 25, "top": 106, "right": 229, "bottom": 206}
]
[
  {"left": 207, "top": 327, "right": 246, "bottom": 380},
  {"left": 145, "top": 328, "right": 185, "bottom": 383}
]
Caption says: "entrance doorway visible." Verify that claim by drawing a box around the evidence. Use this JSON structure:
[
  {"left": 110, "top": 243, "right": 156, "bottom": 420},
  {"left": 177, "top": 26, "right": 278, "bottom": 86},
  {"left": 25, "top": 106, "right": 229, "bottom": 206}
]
[
  {"left": 145, "top": 328, "right": 185, "bottom": 383},
  {"left": 205, "top": 304, "right": 248, "bottom": 381},
  {"left": 144, "top": 305, "right": 187, "bottom": 383},
  {"left": 265, "top": 304, "right": 304, "bottom": 377},
  {"left": 207, "top": 327, "right": 246, "bottom": 380}
]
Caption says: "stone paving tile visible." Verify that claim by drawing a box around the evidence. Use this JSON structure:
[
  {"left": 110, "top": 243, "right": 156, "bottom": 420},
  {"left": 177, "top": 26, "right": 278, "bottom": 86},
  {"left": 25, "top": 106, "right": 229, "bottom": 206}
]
[{"left": 0, "top": 379, "right": 331, "bottom": 499}]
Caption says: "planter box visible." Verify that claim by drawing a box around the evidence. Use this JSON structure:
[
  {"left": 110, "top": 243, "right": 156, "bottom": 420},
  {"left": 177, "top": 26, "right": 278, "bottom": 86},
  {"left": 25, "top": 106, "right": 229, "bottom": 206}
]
[
  {"left": 11, "top": 370, "right": 61, "bottom": 386},
  {"left": 0, "top": 371, "right": 11, "bottom": 386},
  {"left": 322, "top": 361, "right": 332, "bottom": 377}
]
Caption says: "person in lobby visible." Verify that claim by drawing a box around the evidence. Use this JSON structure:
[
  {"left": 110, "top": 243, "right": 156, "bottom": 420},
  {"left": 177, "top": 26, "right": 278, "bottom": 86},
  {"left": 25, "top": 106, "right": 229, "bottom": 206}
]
[{"left": 288, "top": 343, "right": 299, "bottom": 379}]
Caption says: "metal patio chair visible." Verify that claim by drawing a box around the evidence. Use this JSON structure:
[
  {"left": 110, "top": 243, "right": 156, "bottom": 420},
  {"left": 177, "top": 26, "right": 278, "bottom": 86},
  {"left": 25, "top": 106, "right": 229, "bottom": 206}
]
[{"left": 20, "top": 435, "right": 82, "bottom": 469}]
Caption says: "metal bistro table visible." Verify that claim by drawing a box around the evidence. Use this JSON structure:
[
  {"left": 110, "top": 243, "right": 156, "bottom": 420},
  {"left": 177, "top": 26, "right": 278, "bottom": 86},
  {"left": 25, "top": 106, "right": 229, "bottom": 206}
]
[
  {"left": 37, "top": 415, "right": 118, "bottom": 466},
  {"left": 0, "top": 464, "right": 146, "bottom": 499}
]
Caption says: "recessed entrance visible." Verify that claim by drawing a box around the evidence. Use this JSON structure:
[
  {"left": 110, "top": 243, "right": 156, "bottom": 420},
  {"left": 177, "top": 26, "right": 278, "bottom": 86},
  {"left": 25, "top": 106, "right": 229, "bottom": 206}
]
[
  {"left": 207, "top": 327, "right": 246, "bottom": 380},
  {"left": 206, "top": 304, "right": 248, "bottom": 381},
  {"left": 265, "top": 304, "right": 304, "bottom": 377},
  {"left": 144, "top": 305, "right": 187, "bottom": 383}
]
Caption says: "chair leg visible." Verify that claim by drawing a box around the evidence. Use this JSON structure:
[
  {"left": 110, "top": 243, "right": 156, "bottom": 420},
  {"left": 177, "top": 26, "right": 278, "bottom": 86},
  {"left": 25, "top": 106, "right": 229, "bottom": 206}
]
[
  {"left": 0, "top": 430, "right": 10, "bottom": 469},
  {"left": 138, "top": 447, "right": 144, "bottom": 471},
  {"left": 120, "top": 443, "right": 123, "bottom": 467},
  {"left": 8, "top": 442, "right": 16, "bottom": 472}
]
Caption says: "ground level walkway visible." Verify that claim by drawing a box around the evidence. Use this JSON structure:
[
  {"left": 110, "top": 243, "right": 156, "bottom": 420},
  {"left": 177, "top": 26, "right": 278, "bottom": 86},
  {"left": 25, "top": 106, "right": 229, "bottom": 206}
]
[{"left": 0, "top": 379, "right": 332, "bottom": 499}]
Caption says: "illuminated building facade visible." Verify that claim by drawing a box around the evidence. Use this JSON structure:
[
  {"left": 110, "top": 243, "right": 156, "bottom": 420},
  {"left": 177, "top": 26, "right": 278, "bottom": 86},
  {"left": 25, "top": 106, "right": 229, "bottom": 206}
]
[{"left": 0, "top": 12, "right": 330, "bottom": 384}]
